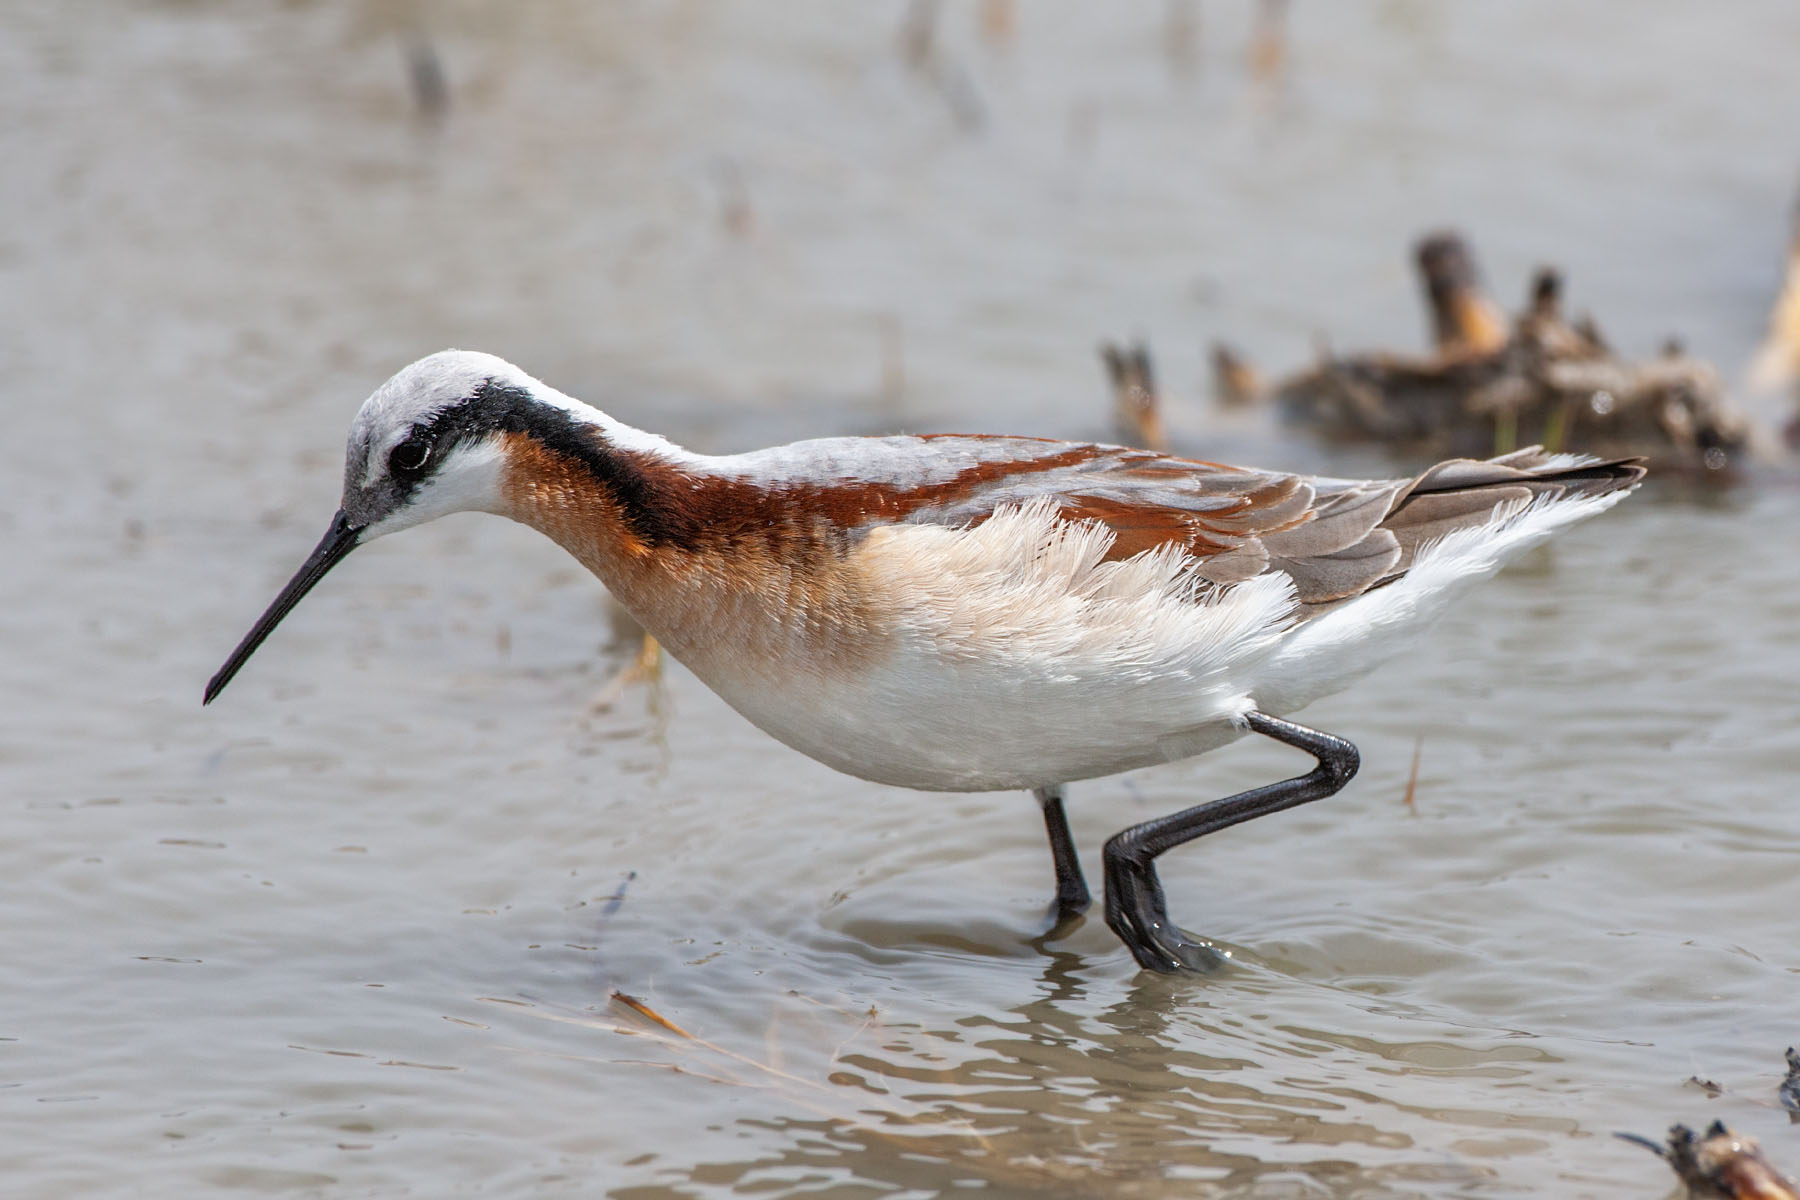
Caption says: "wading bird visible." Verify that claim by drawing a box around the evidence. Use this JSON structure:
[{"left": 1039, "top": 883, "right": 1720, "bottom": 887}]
[{"left": 207, "top": 351, "right": 1642, "bottom": 972}]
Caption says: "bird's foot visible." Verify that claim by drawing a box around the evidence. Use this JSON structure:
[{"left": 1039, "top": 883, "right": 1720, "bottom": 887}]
[{"left": 1103, "top": 857, "right": 1226, "bottom": 974}]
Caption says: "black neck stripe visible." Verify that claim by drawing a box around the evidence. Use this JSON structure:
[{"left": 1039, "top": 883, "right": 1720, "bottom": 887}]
[{"left": 412, "top": 380, "right": 692, "bottom": 546}]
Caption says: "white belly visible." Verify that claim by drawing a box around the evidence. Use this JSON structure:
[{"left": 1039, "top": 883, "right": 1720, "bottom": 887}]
[
  {"left": 709, "top": 659, "right": 1255, "bottom": 792},
  {"left": 690, "top": 508, "right": 1300, "bottom": 792}
]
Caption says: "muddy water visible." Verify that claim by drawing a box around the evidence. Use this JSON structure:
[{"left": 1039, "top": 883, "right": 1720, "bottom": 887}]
[{"left": 4, "top": 3, "right": 1798, "bottom": 1196}]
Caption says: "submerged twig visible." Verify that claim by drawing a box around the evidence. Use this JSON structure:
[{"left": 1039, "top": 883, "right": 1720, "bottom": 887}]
[
  {"left": 1100, "top": 340, "right": 1169, "bottom": 451},
  {"left": 611, "top": 991, "right": 695, "bottom": 1039},
  {"left": 1211, "top": 342, "right": 1263, "bottom": 409},
  {"left": 1401, "top": 737, "right": 1423, "bottom": 813}
]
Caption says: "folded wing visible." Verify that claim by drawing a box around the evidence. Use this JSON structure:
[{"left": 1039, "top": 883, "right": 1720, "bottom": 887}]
[{"left": 875, "top": 438, "right": 1643, "bottom": 613}]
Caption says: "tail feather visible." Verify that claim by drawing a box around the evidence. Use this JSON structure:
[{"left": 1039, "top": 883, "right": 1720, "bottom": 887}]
[
  {"left": 1383, "top": 448, "right": 1644, "bottom": 573},
  {"left": 1403, "top": 446, "right": 1646, "bottom": 499},
  {"left": 1256, "top": 449, "right": 1641, "bottom": 709}
]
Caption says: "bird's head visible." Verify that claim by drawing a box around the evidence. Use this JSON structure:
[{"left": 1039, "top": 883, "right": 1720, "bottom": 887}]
[
  {"left": 340, "top": 349, "right": 532, "bottom": 537},
  {"left": 204, "top": 349, "right": 557, "bottom": 704}
]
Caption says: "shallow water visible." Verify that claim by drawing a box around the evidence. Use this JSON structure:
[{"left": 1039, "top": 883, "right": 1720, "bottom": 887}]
[{"left": 4, "top": 3, "right": 1799, "bottom": 1196}]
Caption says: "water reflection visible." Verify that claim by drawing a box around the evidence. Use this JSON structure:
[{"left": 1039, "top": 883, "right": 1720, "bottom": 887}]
[{"left": 576, "top": 946, "right": 1579, "bottom": 1195}]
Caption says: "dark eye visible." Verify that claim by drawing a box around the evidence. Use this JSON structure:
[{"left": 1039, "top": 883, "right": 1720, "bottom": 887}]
[{"left": 389, "top": 436, "right": 432, "bottom": 474}]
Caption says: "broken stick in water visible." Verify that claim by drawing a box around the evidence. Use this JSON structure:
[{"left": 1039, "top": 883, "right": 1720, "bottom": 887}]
[{"left": 1618, "top": 1121, "right": 1800, "bottom": 1200}]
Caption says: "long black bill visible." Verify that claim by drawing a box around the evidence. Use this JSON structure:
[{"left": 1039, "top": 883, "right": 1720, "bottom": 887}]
[{"left": 204, "top": 510, "right": 363, "bottom": 705}]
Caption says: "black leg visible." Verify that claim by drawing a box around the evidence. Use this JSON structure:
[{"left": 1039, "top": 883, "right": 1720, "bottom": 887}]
[
  {"left": 1032, "top": 784, "right": 1091, "bottom": 924},
  {"left": 1102, "top": 711, "right": 1359, "bottom": 973}
]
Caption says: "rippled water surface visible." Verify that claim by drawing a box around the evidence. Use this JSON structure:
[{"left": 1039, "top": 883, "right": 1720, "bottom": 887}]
[{"left": 5, "top": 4, "right": 1799, "bottom": 1196}]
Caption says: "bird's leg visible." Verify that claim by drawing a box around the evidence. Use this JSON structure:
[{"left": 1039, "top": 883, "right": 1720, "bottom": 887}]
[
  {"left": 1032, "top": 784, "right": 1091, "bottom": 926},
  {"left": 1102, "top": 711, "right": 1359, "bottom": 973}
]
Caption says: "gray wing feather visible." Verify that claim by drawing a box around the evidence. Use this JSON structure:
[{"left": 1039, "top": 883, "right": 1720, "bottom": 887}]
[{"left": 816, "top": 437, "right": 1642, "bottom": 614}]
